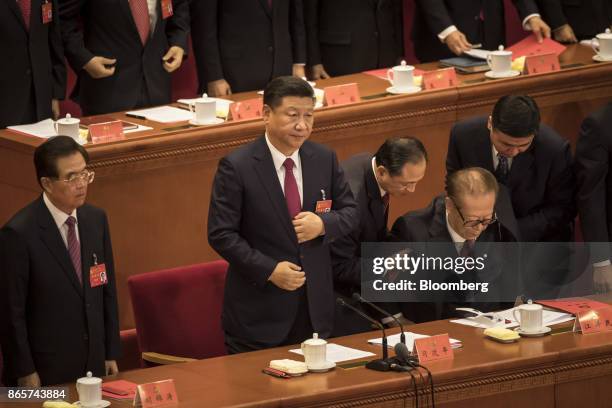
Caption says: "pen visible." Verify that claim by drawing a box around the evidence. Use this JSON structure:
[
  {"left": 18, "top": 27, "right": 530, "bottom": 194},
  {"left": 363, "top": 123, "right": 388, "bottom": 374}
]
[
  {"left": 125, "top": 113, "right": 147, "bottom": 120},
  {"left": 471, "top": 43, "right": 483, "bottom": 49}
]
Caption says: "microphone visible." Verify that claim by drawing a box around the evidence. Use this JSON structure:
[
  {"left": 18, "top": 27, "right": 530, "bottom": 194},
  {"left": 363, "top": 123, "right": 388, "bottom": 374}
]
[
  {"left": 352, "top": 293, "right": 406, "bottom": 345},
  {"left": 336, "top": 297, "right": 393, "bottom": 371}
]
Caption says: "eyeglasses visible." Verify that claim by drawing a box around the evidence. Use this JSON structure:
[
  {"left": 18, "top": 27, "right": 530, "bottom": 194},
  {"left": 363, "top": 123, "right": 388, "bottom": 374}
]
[
  {"left": 449, "top": 196, "right": 497, "bottom": 228},
  {"left": 54, "top": 169, "right": 95, "bottom": 186}
]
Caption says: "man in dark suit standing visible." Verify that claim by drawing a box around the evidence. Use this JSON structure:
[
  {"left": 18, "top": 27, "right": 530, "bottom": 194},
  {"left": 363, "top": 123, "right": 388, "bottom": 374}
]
[
  {"left": 330, "top": 137, "right": 427, "bottom": 336},
  {"left": 0, "top": 136, "right": 120, "bottom": 386},
  {"left": 446, "top": 95, "right": 575, "bottom": 242},
  {"left": 391, "top": 167, "right": 520, "bottom": 322},
  {"left": 60, "top": 0, "right": 189, "bottom": 115},
  {"left": 536, "top": 0, "right": 611, "bottom": 43},
  {"left": 412, "top": 0, "right": 551, "bottom": 62},
  {"left": 303, "top": 0, "right": 404, "bottom": 79},
  {"left": 191, "top": 0, "right": 306, "bottom": 96},
  {"left": 208, "top": 76, "right": 358, "bottom": 353},
  {"left": 576, "top": 103, "right": 612, "bottom": 293},
  {"left": 1, "top": 0, "right": 65, "bottom": 128}
]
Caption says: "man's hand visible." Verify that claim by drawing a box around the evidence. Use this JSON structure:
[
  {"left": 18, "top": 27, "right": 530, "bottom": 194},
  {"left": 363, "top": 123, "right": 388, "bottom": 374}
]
[
  {"left": 293, "top": 212, "right": 324, "bottom": 243},
  {"left": 105, "top": 360, "right": 119, "bottom": 376},
  {"left": 444, "top": 30, "right": 472, "bottom": 56},
  {"left": 162, "top": 46, "right": 185, "bottom": 73},
  {"left": 292, "top": 64, "right": 306, "bottom": 79},
  {"left": 593, "top": 264, "right": 612, "bottom": 293},
  {"left": 83, "top": 56, "right": 116, "bottom": 79},
  {"left": 51, "top": 99, "right": 60, "bottom": 120},
  {"left": 207, "top": 79, "right": 232, "bottom": 97},
  {"left": 18, "top": 372, "right": 41, "bottom": 387},
  {"left": 308, "top": 64, "right": 331, "bottom": 80},
  {"left": 268, "top": 261, "right": 305, "bottom": 291},
  {"left": 553, "top": 24, "right": 578, "bottom": 43},
  {"left": 527, "top": 16, "right": 552, "bottom": 43}
]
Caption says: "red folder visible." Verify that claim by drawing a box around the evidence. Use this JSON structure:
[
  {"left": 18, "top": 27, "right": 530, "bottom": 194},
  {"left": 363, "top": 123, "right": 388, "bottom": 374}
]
[{"left": 507, "top": 36, "right": 566, "bottom": 60}]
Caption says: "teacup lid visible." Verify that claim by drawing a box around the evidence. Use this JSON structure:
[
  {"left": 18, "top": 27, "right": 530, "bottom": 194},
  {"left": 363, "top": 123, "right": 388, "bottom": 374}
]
[
  {"left": 77, "top": 371, "right": 101, "bottom": 385},
  {"left": 195, "top": 93, "right": 215, "bottom": 103},
  {"left": 58, "top": 113, "right": 79, "bottom": 124},
  {"left": 304, "top": 332, "right": 326, "bottom": 346},
  {"left": 492, "top": 45, "right": 511, "bottom": 55},
  {"left": 598, "top": 28, "right": 612, "bottom": 39},
  {"left": 395, "top": 60, "right": 413, "bottom": 71}
]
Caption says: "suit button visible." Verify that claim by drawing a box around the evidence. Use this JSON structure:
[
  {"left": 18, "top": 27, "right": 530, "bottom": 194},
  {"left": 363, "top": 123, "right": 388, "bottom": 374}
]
[
  {"left": 86, "top": 303, "right": 90, "bottom": 308},
  {"left": 474, "top": 15, "right": 479, "bottom": 20},
  {"left": 25, "top": 69, "right": 32, "bottom": 76},
  {"left": 83, "top": 334, "right": 89, "bottom": 341},
  {"left": 268, "top": 46, "right": 274, "bottom": 53},
  {"left": 374, "top": 31, "right": 379, "bottom": 38}
]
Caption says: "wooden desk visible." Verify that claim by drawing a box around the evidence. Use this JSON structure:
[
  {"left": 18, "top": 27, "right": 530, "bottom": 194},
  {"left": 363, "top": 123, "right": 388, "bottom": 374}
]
[
  {"left": 6, "top": 316, "right": 612, "bottom": 407},
  {"left": 1, "top": 45, "right": 612, "bottom": 329}
]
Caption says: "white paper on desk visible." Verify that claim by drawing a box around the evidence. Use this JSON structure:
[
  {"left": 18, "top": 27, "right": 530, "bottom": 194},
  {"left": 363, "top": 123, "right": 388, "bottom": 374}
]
[
  {"left": 368, "top": 332, "right": 462, "bottom": 352},
  {"left": 124, "top": 124, "right": 153, "bottom": 134},
  {"left": 177, "top": 97, "right": 233, "bottom": 118},
  {"left": 7, "top": 118, "right": 57, "bottom": 138},
  {"left": 580, "top": 39, "right": 597, "bottom": 48},
  {"left": 126, "top": 106, "right": 192, "bottom": 123},
  {"left": 464, "top": 49, "right": 491, "bottom": 60},
  {"left": 289, "top": 343, "right": 375, "bottom": 363},
  {"left": 451, "top": 307, "right": 574, "bottom": 329}
]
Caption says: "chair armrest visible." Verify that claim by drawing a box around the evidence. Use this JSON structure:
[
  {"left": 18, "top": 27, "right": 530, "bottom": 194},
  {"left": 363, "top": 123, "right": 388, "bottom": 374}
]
[{"left": 141, "top": 352, "right": 197, "bottom": 365}]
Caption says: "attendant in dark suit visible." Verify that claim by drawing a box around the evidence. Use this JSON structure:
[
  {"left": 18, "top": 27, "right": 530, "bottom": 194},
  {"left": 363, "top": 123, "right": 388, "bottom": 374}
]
[
  {"left": 0, "top": 136, "right": 120, "bottom": 386},
  {"left": 392, "top": 168, "right": 520, "bottom": 322},
  {"left": 576, "top": 103, "right": 612, "bottom": 293},
  {"left": 208, "top": 76, "right": 358, "bottom": 353},
  {"left": 303, "top": 0, "right": 404, "bottom": 79},
  {"left": 331, "top": 137, "right": 427, "bottom": 336},
  {"left": 412, "top": 0, "right": 551, "bottom": 62},
  {"left": 1, "top": 0, "right": 65, "bottom": 128},
  {"left": 446, "top": 95, "right": 575, "bottom": 242},
  {"left": 536, "top": 0, "right": 611, "bottom": 42},
  {"left": 191, "top": 0, "right": 306, "bottom": 96},
  {"left": 60, "top": 0, "right": 189, "bottom": 115}
]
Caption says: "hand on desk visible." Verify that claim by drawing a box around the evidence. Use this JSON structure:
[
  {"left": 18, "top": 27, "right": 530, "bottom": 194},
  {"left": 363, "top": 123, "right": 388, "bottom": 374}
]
[
  {"left": 105, "top": 360, "right": 119, "bottom": 376},
  {"left": 444, "top": 30, "right": 472, "bottom": 56},
  {"left": 51, "top": 99, "right": 60, "bottom": 120},
  {"left": 308, "top": 64, "right": 331, "bottom": 80},
  {"left": 553, "top": 24, "right": 578, "bottom": 44},
  {"left": 163, "top": 46, "right": 185, "bottom": 73},
  {"left": 18, "top": 371, "right": 41, "bottom": 387},
  {"left": 207, "top": 79, "right": 232, "bottom": 97},
  {"left": 593, "top": 263, "right": 612, "bottom": 293},
  {"left": 292, "top": 64, "right": 306, "bottom": 79},
  {"left": 84, "top": 56, "right": 116, "bottom": 79},
  {"left": 268, "top": 261, "right": 305, "bottom": 291},
  {"left": 527, "top": 16, "right": 552, "bottom": 43},
  {"left": 293, "top": 212, "right": 324, "bottom": 243}
]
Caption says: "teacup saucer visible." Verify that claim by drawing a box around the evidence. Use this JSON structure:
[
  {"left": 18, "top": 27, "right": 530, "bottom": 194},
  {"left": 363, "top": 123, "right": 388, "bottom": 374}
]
[
  {"left": 189, "top": 118, "right": 225, "bottom": 126},
  {"left": 386, "top": 86, "right": 421, "bottom": 95},
  {"left": 513, "top": 326, "right": 551, "bottom": 337},
  {"left": 485, "top": 70, "right": 521, "bottom": 79},
  {"left": 307, "top": 361, "right": 336, "bottom": 373},
  {"left": 75, "top": 400, "right": 111, "bottom": 408},
  {"left": 593, "top": 54, "right": 612, "bottom": 62}
]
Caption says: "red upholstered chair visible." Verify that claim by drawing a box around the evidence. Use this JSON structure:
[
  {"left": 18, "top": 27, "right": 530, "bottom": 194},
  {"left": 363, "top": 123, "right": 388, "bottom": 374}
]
[
  {"left": 128, "top": 260, "right": 228, "bottom": 365},
  {"left": 118, "top": 329, "right": 142, "bottom": 371}
]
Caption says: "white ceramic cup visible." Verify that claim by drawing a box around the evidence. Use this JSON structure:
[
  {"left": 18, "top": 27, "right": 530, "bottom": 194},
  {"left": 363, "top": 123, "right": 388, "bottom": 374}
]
[
  {"left": 76, "top": 371, "right": 102, "bottom": 407},
  {"left": 592, "top": 29, "right": 612, "bottom": 58},
  {"left": 487, "top": 45, "right": 513, "bottom": 74},
  {"left": 189, "top": 93, "right": 217, "bottom": 124},
  {"left": 54, "top": 113, "right": 80, "bottom": 140},
  {"left": 387, "top": 60, "right": 415, "bottom": 91},
  {"left": 513, "top": 303, "right": 543, "bottom": 333},
  {"left": 301, "top": 333, "right": 327, "bottom": 368}
]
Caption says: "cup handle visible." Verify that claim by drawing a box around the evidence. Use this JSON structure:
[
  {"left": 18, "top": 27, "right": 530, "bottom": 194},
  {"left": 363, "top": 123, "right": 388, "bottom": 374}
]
[
  {"left": 386, "top": 69, "right": 394, "bottom": 85},
  {"left": 592, "top": 38, "right": 600, "bottom": 54},
  {"left": 53, "top": 121, "right": 59, "bottom": 134},
  {"left": 76, "top": 382, "right": 81, "bottom": 396},
  {"left": 189, "top": 103, "right": 195, "bottom": 113},
  {"left": 486, "top": 54, "right": 493, "bottom": 69},
  {"left": 512, "top": 308, "right": 521, "bottom": 325}
]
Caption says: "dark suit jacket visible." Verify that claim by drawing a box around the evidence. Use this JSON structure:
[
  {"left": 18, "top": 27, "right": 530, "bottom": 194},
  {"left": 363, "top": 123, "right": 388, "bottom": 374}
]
[
  {"left": 412, "top": 0, "right": 539, "bottom": 62},
  {"left": 391, "top": 194, "right": 520, "bottom": 322},
  {"left": 60, "top": 0, "right": 189, "bottom": 115},
  {"left": 0, "top": 197, "right": 120, "bottom": 386},
  {"left": 208, "top": 136, "right": 358, "bottom": 347},
  {"left": 576, "top": 103, "right": 612, "bottom": 263},
  {"left": 0, "top": 0, "right": 65, "bottom": 128},
  {"left": 446, "top": 116, "right": 575, "bottom": 242},
  {"left": 191, "top": 0, "right": 306, "bottom": 94},
  {"left": 303, "top": 0, "right": 404, "bottom": 76},
  {"left": 537, "top": 0, "right": 611, "bottom": 39}
]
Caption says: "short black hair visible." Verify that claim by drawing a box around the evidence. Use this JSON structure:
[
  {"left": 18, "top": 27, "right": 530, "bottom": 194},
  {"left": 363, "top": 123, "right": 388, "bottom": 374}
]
[
  {"left": 34, "top": 136, "right": 89, "bottom": 186},
  {"left": 374, "top": 137, "right": 427, "bottom": 177},
  {"left": 491, "top": 95, "right": 540, "bottom": 138},
  {"left": 263, "top": 76, "right": 315, "bottom": 109}
]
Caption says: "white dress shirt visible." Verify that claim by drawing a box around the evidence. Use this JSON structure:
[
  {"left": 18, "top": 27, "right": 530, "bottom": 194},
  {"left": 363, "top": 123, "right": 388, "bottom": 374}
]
[
  {"left": 446, "top": 210, "right": 467, "bottom": 255},
  {"left": 371, "top": 157, "right": 387, "bottom": 199},
  {"left": 265, "top": 134, "right": 303, "bottom": 206},
  {"left": 146, "top": 0, "right": 158, "bottom": 34},
  {"left": 43, "top": 193, "right": 79, "bottom": 248},
  {"left": 438, "top": 14, "right": 541, "bottom": 43}
]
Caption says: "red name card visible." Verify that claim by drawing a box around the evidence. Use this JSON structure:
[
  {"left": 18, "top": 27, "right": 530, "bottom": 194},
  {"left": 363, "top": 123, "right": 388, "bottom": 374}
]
[
  {"left": 413, "top": 334, "right": 454, "bottom": 363},
  {"left": 575, "top": 306, "right": 612, "bottom": 334},
  {"left": 422, "top": 68, "right": 458, "bottom": 90},
  {"left": 229, "top": 98, "right": 263, "bottom": 121},
  {"left": 323, "top": 83, "right": 361, "bottom": 107},
  {"left": 524, "top": 53, "right": 560, "bottom": 75},
  {"left": 89, "top": 120, "right": 125, "bottom": 144},
  {"left": 134, "top": 379, "right": 178, "bottom": 407}
]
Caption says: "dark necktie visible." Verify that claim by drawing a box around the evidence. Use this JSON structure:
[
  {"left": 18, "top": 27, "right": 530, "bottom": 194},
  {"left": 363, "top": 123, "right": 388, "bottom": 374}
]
[
  {"left": 130, "top": 0, "right": 150, "bottom": 45},
  {"left": 65, "top": 216, "right": 83, "bottom": 284},
  {"left": 17, "top": 0, "right": 31, "bottom": 30},
  {"left": 460, "top": 239, "right": 475, "bottom": 258},
  {"left": 495, "top": 153, "right": 509, "bottom": 184},
  {"left": 283, "top": 158, "right": 301, "bottom": 218}
]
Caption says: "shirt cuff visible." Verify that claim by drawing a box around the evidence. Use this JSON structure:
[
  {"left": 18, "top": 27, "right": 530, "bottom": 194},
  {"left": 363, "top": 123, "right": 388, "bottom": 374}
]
[
  {"left": 381, "top": 313, "right": 403, "bottom": 325},
  {"left": 293, "top": 63, "right": 306, "bottom": 66},
  {"left": 438, "top": 25, "right": 458, "bottom": 43},
  {"left": 593, "top": 259, "right": 611, "bottom": 268},
  {"left": 522, "top": 13, "right": 541, "bottom": 30}
]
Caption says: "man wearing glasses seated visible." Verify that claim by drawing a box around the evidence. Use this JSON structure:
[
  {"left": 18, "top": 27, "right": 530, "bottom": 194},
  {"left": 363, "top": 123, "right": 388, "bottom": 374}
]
[
  {"left": 0, "top": 136, "right": 120, "bottom": 386},
  {"left": 391, "top": 167, "right": 520, "bottom": 322}
]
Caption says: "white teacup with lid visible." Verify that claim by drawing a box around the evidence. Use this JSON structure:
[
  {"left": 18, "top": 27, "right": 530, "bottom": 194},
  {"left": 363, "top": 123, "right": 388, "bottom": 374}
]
[
  {"left": 189, "top": 93, "right": 217, "bottom": 124},
  {"left": 593, "top": 28, "right": 612, "bottom": 59},
  {"left": 76, "top": 371, "right": 103, "bottom": 407},
  {"left": 54, "top": 113, "right": 80, "bottom": 140},
  {"left": 386, "top": 60, "right": 415, "bottom": 92},
  {"left": 301, "top": 333, "right": 329, "bottom": 369},
  {"left": 487, "top": 45, "right": 513, "bottom": 74}
]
